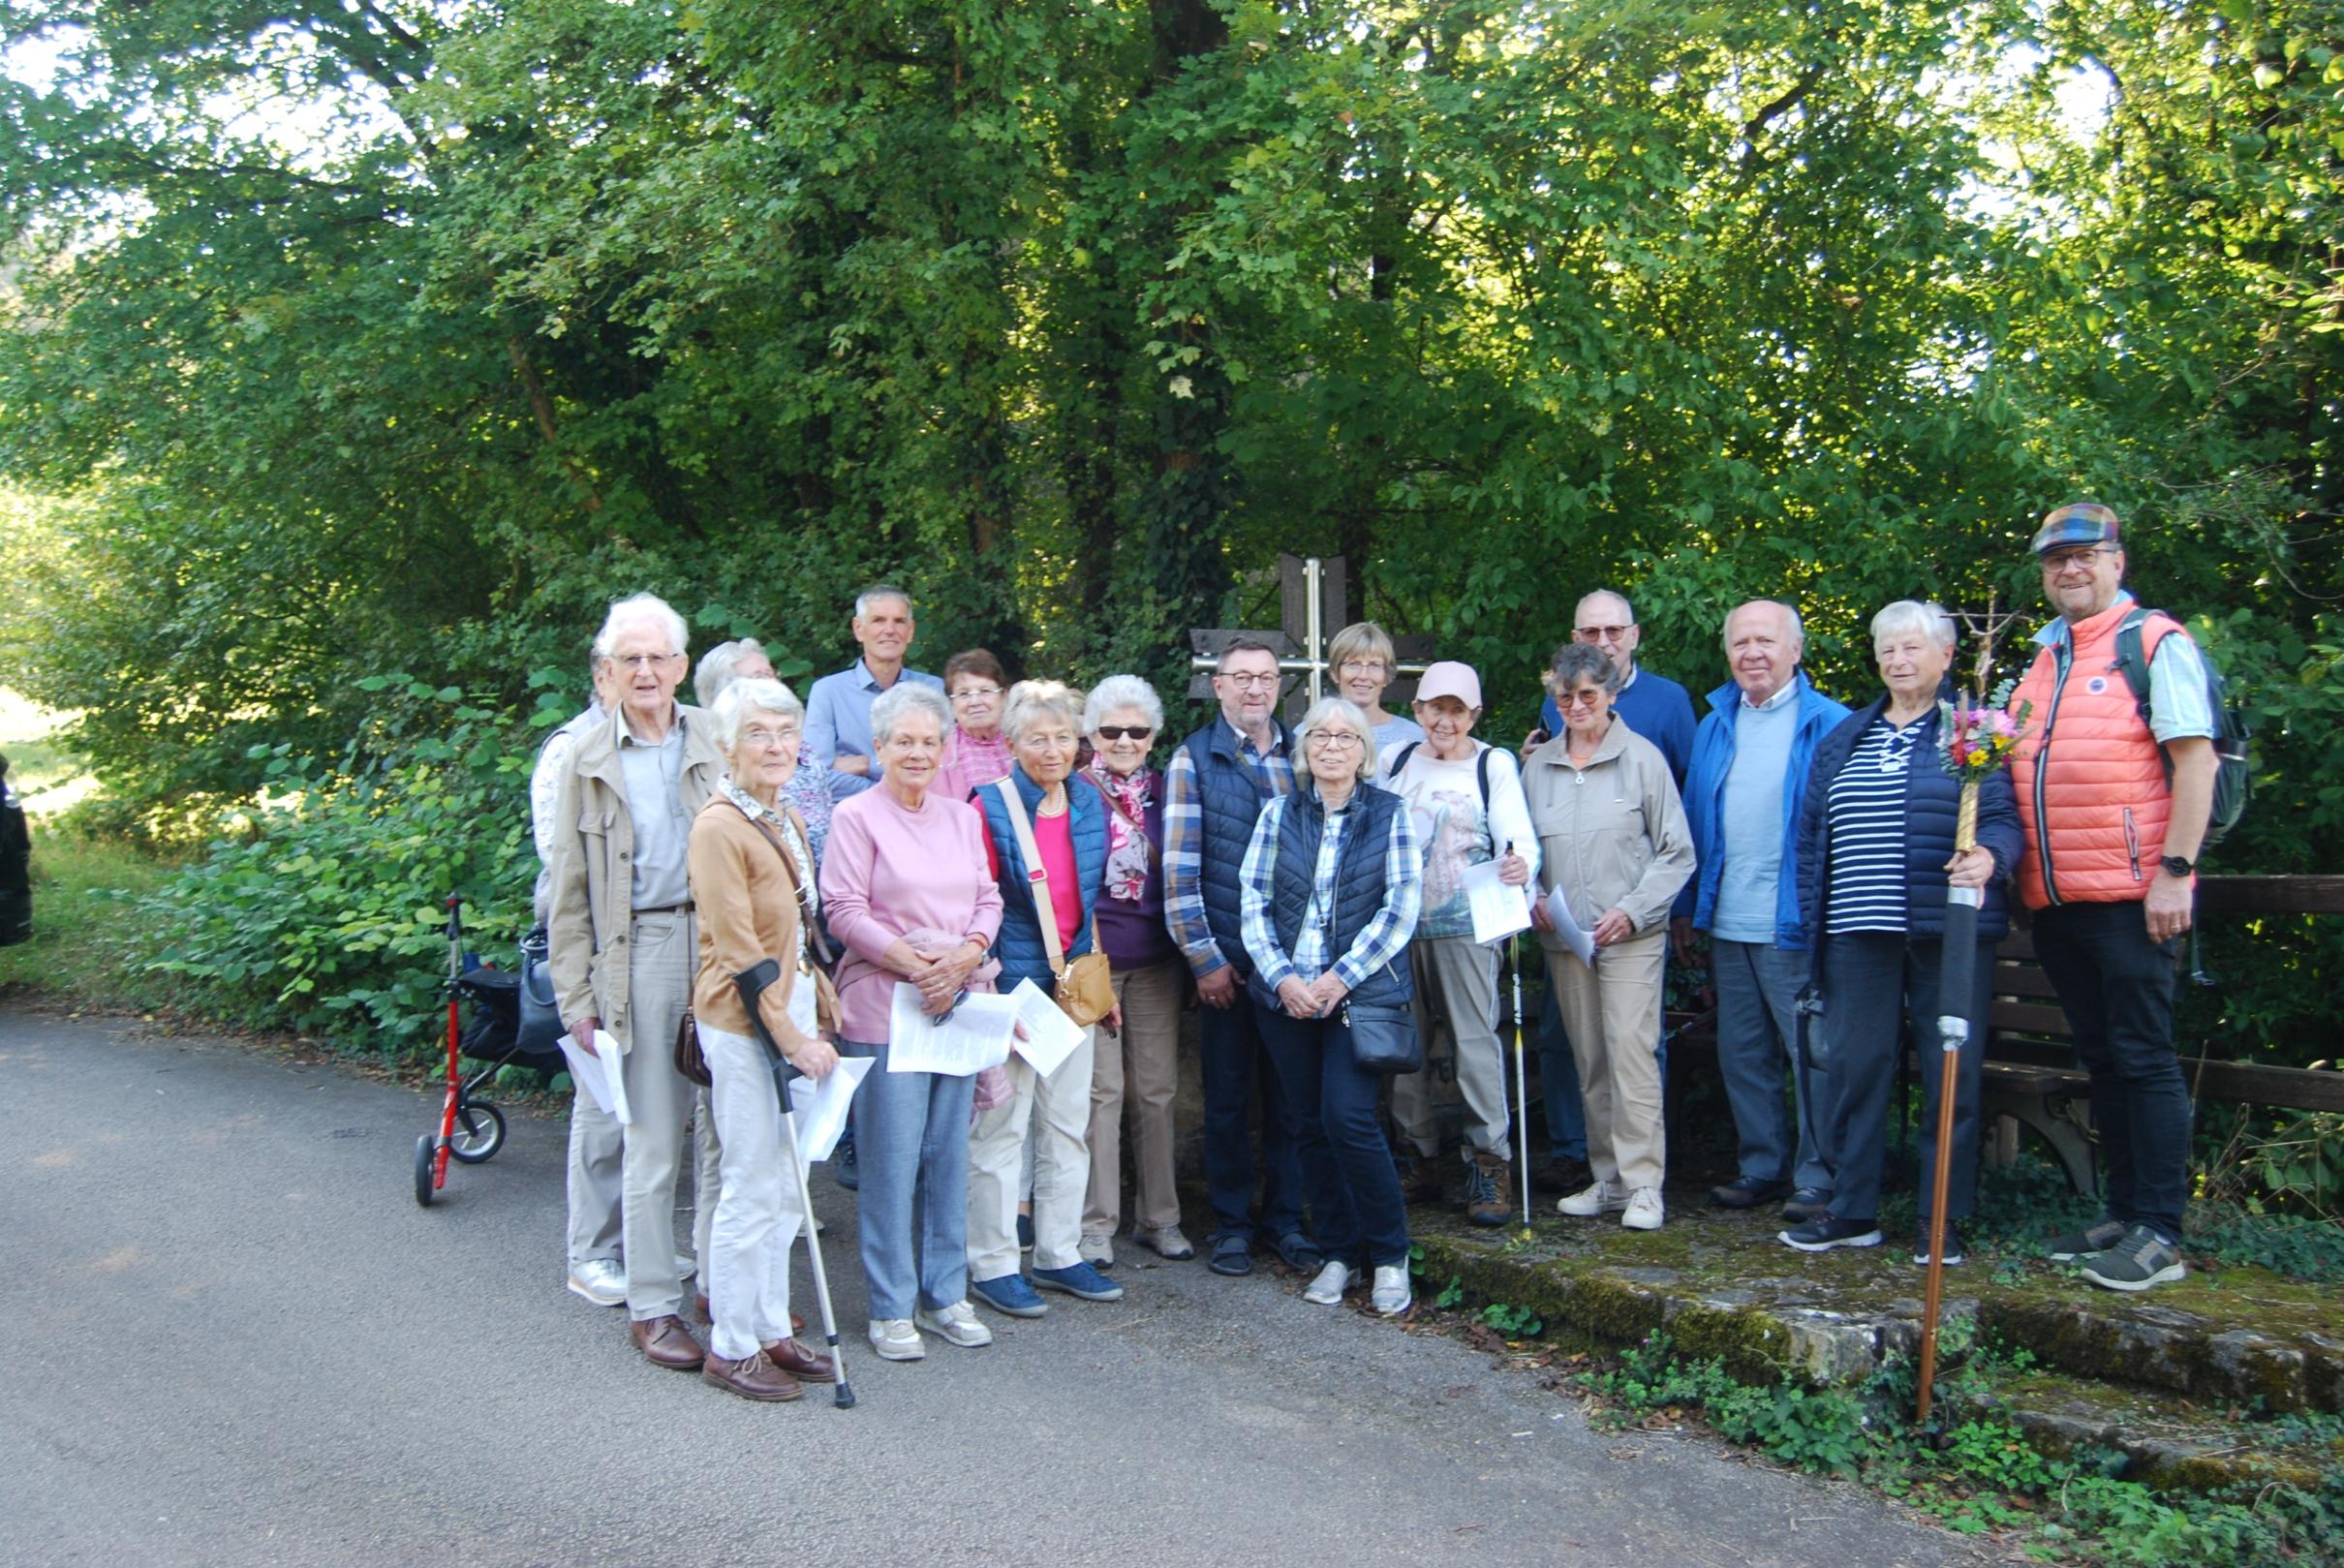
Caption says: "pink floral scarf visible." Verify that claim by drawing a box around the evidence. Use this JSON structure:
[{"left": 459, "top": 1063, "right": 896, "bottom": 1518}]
[{"left": 1088, "top": 759, "right": 1156, "bottom": 902}]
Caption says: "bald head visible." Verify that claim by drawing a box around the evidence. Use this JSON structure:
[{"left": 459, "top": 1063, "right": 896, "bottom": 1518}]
[
  {"left": 1723, "top": 600, "right": 1804, "bottom": 704},
  {"left": 1571, "top": 589, "right": 1642, "bottom": 680}
]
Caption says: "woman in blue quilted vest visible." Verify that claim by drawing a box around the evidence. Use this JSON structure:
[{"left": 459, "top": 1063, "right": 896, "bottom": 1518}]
[
  {"left": 966, "top": 680, "right": 1126, "bottom": 1319},
  {"left": 1240, "top": 697, "right": 1424, "bottom": 1317}
]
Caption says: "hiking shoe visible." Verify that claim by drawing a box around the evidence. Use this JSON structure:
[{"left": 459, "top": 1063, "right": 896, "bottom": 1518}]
[
  {"left": 1557, "top": 1180, "right": 1628, "bottom": 1217},
  {"left": 2079, "top": 1225, "right": 2186, "bottom": 1293},
  {"left": 1780, "top": 1187, "right": 1833, "bottom": 1224},
  {"left": 970, "top": 1272, "right": 1048, "bottom": 1317},
  {"left": 1912, "top": 1223, "right": 1967, "bottom": 1267},
  {"left": 1465, "top": 1152, "right": 1514, "bottom": 1227},
  {"left": 1303, "top": 1260, "right": 1356, "bottom": 1306},
  {"left": 1033, "top": 1261, "right": 1125, "bottom": 1302},
  {"left": 867, "top": 1318, "right": 925, "bottom": 1361},
  {"left": 1549, "top": 1152, "right": 1592, "bottom": 1192},
  {"left": 913, "top": 1302, "right": 994, "bottom": 1348},
  {"left": 1780, "top": 1214, "right": 1883, "bottom": 1252},
  {"left": 1370, "top": 1264, "right": 1412, "bottom": 1316},
  {"left": 1395, "top": 1153, "right": 1445, "bottom": 1204},
  {"left": 1078, "top": 1231, "right": 1116, "bottom": 1269},
  {"left": 1621, "top": 1187, "right": 1666, "bottom": 1231},
  {"left": 1711, "top": 1175, "right": 1789, "bottom": 1209},
  {"left": 2045, "top": 1217, "right": 2127, "bottom": 1262}
]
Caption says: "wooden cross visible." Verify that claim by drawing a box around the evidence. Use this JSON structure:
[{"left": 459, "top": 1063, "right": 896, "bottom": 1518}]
[{"left": 1187, "top": 554, "right": 1433, "bottom": 720}]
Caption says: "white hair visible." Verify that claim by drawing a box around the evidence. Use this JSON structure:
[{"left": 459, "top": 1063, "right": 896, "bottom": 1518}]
[
  {"left": 870, "top": 681, "right": 951, "bottom": 747},
  {"left": 593, "top": 593, "right": 689, "bottom": 661},
  {"left": 1869, "top": 600, "right": 1958, "bottom": 653},
  {"left": 709, "top": 677, "right": 803, "bottom": 752},
  {"left": 1002, "top": 680, "right": 1086, "bottom": 745},
  {"left": 1083, "top": 674, "right": 1165, "bottom": 735},
  {"left": 694, "top": 637, "right": 768, "bottom": 709},
  {"left": 1297, "top": 695, "right": 1379, "bottom": 783},
  {"left": 853, "top": 583, "right": 913, "bottom": 621},
  {"left": 1720, "top": 598, "right": 1805, "bottom": 656}
]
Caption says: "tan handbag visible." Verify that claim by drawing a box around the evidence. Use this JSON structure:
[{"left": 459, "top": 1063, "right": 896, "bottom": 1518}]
[{"left": 996, "top": 779, "right": 1116, "bottom": 1029}]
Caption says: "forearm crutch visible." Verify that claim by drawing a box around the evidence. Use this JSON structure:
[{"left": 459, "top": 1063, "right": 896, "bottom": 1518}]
[{"left": 735, "top": 959, "right": 856, "bottom": 1409}]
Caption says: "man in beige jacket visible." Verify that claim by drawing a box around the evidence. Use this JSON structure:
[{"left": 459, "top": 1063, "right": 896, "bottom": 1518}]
[{"left": 547, "top": 593, "right": 727, "bottom": 1370}]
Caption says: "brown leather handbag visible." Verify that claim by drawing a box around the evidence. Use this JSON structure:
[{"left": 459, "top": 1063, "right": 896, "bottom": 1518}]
[{"left": 995, "top": 779, "right": 1116, "bottom": 1029}]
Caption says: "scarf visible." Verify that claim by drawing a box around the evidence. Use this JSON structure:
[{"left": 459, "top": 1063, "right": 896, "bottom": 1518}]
[{"left": 1088, "top": 759, "right": 1156, "bottom": 902}]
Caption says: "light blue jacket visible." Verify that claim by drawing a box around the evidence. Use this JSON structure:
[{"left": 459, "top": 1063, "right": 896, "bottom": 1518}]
[{"left": 1676, "top": 671, "right": 1850, "bottom": 948}]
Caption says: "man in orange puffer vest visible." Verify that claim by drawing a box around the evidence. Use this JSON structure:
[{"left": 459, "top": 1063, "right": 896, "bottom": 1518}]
[{"left": 2008, "top": 503, "right": 2218, "bottom": 1294}]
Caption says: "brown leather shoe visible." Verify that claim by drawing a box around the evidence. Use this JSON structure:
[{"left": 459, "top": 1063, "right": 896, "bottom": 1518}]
[
  {"left": 1466, "top": 1150, "right": 1514, "bottom": 1227},
  {"left": 702, "top": 1349, "right": 803, "bottom": 1402},
  {"left": 630, "top": 1313, "right": 706, "bottom": 1370},
  {"left": 760, "top": 1336, "right": 837, "bottom": 1384}
]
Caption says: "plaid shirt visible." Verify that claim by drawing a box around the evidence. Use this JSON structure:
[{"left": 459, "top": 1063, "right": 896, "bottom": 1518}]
[
  {"left": 1239, "top": 788, "right": 1422, "bottom": 995},
  {"left": 1161, "top": 720, "right": 1295, "bottom": 978}
]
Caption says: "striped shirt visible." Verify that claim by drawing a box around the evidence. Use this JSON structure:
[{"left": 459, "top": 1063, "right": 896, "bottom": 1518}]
[
  {"left": 1161, "top": 722, "right": 1296, "bottom": 978},
  {"left": 1823, "top": 715, "right": 1924, "bottom": 935},
  {"left": 1238, "top": 792, "right": 1423, "bottom": 995}
]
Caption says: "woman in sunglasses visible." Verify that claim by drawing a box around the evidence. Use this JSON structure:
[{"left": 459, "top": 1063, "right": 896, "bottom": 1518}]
[{"left": 1070, "top": 675, "right": 1195, "bottom": 1267}]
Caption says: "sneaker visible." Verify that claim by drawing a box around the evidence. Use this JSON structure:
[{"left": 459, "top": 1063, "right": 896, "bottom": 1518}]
[
  {"left": 1780, "top": 1187, "right": 1833, "bottom": 1224},
  {"left": 1302, "top": 1260, "right": 1356, "bottom": 1306},
  {"left": 1033, "top": 1261, "right": 1125, "bottom": 1302},
  {"left": 1780, "top": 1213, "right": 1884, "bottom": 1252},
  {"left": 566, "top": 1258, "right": 626, "bottom": 1307},
  {"left": 1912, "top": 1222, "right": 1967, "bottom": 1267},
  {"left": 2045, "top": 1217, "right": 2126, "bottom": 1262},
  {"left": 867, "top": 1317, "right": 925, "bottom": 1361},
  {"left": 1137, "top": 1225, "right": 1196, "bottom": 1261},
  {"left": 1557, "top": 1180, "right": 1628, "bottom": 1217},
  {"left": 913, "top": 1302, "right": 995, "bottom": 1348},
  {"left": 969, "top": 1272, "right": 1048, "bottom": 1317},
  {"left": 1370, "top": 1264, "right": 1412, "bottom": 1316},
  {"left": 833, "top": 1131, "right": 859, "bottom": 1191},
  {"left": 2079, "top": 1225, "right": 2186, "bottom": 1293},
  {"left": 1621, "top": 1186, "right": 1666, "bottom": 1231},
  {"left": 1078, "top": 1232, "right": 1117, "bottom": 1269},
  {"left": 1710, "top": 1174, "right": 1790, "bottom": 1209},
  {"left": 1465, "top": 1152, "right": 1514, "bottom": 1227}
]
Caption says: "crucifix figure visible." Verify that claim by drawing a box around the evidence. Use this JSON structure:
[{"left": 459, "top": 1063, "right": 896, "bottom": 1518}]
[{"left": 1187, "top": 555, "right": 1433, "bottom": 719}]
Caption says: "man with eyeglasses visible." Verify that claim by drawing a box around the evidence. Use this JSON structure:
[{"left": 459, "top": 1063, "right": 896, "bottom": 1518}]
[
  {"left": 1162, "top": 637, "right": 1318, "bottom": 1279},
  {"left": 2007, "top": 504, "right": 2217, "bottom": 1293},
  {"left": 546, "top": 592, "right": 730, "bottom": 1370},
  {"left": 803, "top": 584, "right": 945, "bottom": 785}
]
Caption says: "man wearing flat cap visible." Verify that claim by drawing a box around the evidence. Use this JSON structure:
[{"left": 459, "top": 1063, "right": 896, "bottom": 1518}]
[{"left": 2007, "top": 503, "right": 2217, "bottom": 1294}]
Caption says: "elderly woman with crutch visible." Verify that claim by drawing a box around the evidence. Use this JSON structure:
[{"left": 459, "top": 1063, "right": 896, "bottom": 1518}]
[
  {"left": 1241, "top": 696, "right": 1425, "bottom": 1317},
  {"left": 1780, "top": 600, "right": 2019, "bottom": 1266},
  {"left": 685, "top": 676, "right": 843, "bottom": 1401},
  {"left": 820, "top": 682, "right": 1005, "bottom": 1362}
]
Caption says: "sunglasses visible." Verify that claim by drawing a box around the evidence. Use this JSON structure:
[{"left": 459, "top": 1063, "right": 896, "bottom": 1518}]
[{"left": 1095, "top": 725, "right": 1155, "bottom": 741}]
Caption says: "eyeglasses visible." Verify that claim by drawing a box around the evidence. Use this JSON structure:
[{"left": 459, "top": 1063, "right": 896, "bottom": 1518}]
[
  {"left": 1573, "top": 625, "right": 1634, "bottom": 644},
  {"left": 605, "top": 652, "right": 680, "bottom": 670},
  {"left": 1307, "top": 731, "right": 1364, "bottom": 751},
  {"left": 1558, "top": 689, "right": 1608, "bottom": 710},
  {"left": 740, "top": 725, "right": 800, "bottom": 746},
  {"left": 1337, "top": 659, "right": 1389, "bottom": 677},
  {"left": 1218, "top": 672, "right": 1281, "bottom": 690},
  {"left": 950, "top": 685, "right": 1002, "bottom": 702},
  {"left": 1095, "top": 725, "right": 1154, "bottom": 742},
  {"left": 2040, "top": 546, "right": 2117, "bottom": 571}
]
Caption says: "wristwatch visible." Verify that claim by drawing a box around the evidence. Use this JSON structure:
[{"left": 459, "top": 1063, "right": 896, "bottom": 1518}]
[{"left": 2161, "top": 854, "right": 2195, "bottom": 878}]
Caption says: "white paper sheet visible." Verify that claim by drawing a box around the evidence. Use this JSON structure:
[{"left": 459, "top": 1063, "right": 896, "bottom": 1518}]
[
  {"left": 554, "top": 1029, "right": 632, "bottom": 1124},
  {"left": 1462, "top": 859, "right": 1534, "bottom": 946},
  {"left": 1007, "top": 977, "right": 1089, "bottom": 1076},
  {"left": 786, "top": 1055, "right": 873, "bottom": 1167},
  {"left": 1542, "top": 888, "right": 1599, "bottom": 968},
  {"left": 885, "top": 982, "right": 1019, "bottom": 1075}
]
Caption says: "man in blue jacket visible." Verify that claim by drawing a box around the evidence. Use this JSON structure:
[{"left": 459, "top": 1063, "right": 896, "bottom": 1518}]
[{"left": 1675, "top": 600, "right": 1849, "bottom": 1217}]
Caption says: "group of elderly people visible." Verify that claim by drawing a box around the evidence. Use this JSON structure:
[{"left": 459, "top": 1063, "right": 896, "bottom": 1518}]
[{"left": 541, "top": 543, "right": 2167, "bottom": 1399}]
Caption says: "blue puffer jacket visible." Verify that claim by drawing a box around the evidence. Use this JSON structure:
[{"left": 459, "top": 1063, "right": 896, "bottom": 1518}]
[
  {"left": 1181, "top": 720, "right": 1294, "bottom": 979},
  {"left": 1794, "top": 688, "right": 2021, "bottom": 968},
  {"left": 975, "top": 766, "right": 1108, "bottom": 992},
  {"left": 1245, "top": 784, "right": 1416, "bottom": 1012},
  {"left": 1677, "top": 671, "right": 1851, "bottom": 947}
]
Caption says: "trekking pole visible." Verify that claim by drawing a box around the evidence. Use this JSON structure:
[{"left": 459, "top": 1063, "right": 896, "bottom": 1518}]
[{"left": 1511, "top": 931, "right": 1530, "bottom": 1232}]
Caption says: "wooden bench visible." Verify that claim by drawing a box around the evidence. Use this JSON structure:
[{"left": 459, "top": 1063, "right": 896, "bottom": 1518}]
[{"left": 1980, "top": 875, "right": 2344, "bottom": 1193}]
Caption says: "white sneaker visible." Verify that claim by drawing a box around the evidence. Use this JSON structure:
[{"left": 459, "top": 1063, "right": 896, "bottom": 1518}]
[
  {"left": 1622, "top": 1187, "right": 1665, "bottom": 1230},
  {"left": 1557, "top": 1181, "right": 1627, "bottom": 1217},
  {"left": 1078, "top": 1232, "right": 1116, "bottom": 1268},
  {"left": 566, "top": 1258, "right": 626, "bottom": 1307},
  {"left": 867, "top": 1317, "right": 926, "bottom": 1361},
  {"left": 1370, "top": 1264, "right": 1412, "bottom": 1316},
  {"left": 913, "top": 1302, "right": 995, "bottom": 1348},
  {"left": 1302, "top": 1260, "right": 1356, "bottom": 1306}
]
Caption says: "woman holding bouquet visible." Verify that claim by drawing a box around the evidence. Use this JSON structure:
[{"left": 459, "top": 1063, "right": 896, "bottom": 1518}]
[{"left": 1783, "top": 600, "right": 2021, "bottom": 1265}]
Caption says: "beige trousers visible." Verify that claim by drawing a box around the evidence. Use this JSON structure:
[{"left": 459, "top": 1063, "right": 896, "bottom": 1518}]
[
  {"left": 1084, "top": 959, "right": 1187, "bottom": 1237},
  {"left": 1545, "top": 927, "right": 1667, "bottom": 1191}
]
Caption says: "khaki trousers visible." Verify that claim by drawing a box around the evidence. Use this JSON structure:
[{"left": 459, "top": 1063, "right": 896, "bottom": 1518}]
[
  {"left": 1392, "top": 937, "right": 1514, "bottom": 1161},
  {"left": 1545, "top": 927, "right": 1667, "bottom": 1192},
  {"left": 969, "top": 1027, "right": 1095, "bottom": 1278},
  {"left": 618, "top": 910, "right": 696, "bottom": 1320},
  {"left": 1084, "top": 959, "right": 1187, "bottom": 1237}
]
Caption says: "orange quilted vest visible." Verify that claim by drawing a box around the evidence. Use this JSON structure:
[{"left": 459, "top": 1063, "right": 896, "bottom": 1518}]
[{"left": 2009, "top": 600, "right": 2182, "bottom": 910}]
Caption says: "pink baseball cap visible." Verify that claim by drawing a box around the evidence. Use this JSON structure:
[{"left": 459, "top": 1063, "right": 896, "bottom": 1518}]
[{"left": 1412, "top": 661, "right": 1483, "bottom": 710}]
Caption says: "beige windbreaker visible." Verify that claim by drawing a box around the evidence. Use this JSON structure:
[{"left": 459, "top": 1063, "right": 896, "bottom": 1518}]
[{"left": 1523, "top": 716, "right": 1694, "bottom": 947}]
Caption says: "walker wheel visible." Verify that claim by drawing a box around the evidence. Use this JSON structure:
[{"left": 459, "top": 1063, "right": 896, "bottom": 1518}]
[
  {"left": 414, "top": 1133, "right": 438, "bottom": 1207},
  {"left": 448, "top": 1099, "right": 507, "bottom": 1164}
]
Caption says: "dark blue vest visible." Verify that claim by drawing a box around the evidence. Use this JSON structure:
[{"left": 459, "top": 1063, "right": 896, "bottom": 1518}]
[
  {"left": 1181, "top": 720, "right": 1294, "bottom": 978},
  {"left": 1247, "top": 784, "right": 1415, "bottom": 1011},
  {"left": 976, "top": 767, "right": 1108, "bottom": 991}
]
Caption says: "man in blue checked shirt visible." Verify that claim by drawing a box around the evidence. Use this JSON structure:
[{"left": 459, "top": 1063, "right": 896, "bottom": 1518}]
[{"left": 1162, "top": 637, "right": 1317, "bottom": 1278}]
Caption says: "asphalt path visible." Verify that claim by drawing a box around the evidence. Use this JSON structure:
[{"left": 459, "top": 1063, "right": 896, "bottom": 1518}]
[{"left": 1, "top": 1008, "right": 1990, "bottom": 1568}]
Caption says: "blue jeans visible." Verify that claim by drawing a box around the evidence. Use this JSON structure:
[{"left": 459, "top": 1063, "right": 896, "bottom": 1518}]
[
  {"left": 1712, "top": 938, "right": 1831, "bottom": 1192},
  {"left": 1199, "top": 989, "right": 1304, "bottom": 1243},
  {"left": 841, "top": 1035, "right": 978, "bottom": 1321},
  {"left": 1254, "top": 1003, "right": 1411, "bottom": 1270}
]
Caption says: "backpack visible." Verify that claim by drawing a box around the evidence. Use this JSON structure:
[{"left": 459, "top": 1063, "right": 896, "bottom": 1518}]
[
  {"left": 1388, "top": 740, "right": 1494, "bottom": 810},
  {"left": 2112, "top": 608, "right": 2251, "bottom": 849}
]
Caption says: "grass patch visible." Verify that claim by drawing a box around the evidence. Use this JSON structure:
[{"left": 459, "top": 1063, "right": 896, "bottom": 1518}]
[{"left": 0, "top": 822, "right": 174, "bottom": 1007}]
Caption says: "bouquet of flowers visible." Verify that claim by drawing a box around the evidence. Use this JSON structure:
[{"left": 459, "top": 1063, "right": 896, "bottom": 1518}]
[{"left": 1936, "top": 677, "right": 2031, "bottom": 849}]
